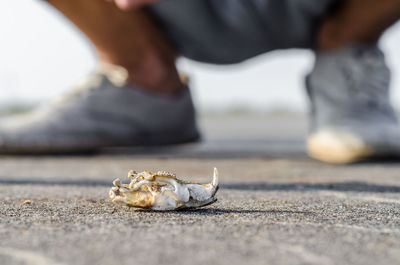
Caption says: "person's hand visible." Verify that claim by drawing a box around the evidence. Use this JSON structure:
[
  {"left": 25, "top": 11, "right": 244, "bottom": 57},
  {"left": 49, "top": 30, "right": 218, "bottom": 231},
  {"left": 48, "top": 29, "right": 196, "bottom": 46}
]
[{"left": 108, "top": 0, "right": 160, "bottom": 10}]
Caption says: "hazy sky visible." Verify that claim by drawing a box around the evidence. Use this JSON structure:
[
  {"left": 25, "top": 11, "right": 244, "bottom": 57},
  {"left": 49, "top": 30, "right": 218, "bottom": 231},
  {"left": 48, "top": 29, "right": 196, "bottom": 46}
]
[{"left": 1, "top": 0, "right": 400, "bottom": 113}]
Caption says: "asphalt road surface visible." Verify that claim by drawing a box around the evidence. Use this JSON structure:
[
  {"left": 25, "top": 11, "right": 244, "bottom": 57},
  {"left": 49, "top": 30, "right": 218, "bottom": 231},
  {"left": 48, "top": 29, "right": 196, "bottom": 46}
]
[{"left": 1, "top": 115, "right": 400, "bottom": 265}]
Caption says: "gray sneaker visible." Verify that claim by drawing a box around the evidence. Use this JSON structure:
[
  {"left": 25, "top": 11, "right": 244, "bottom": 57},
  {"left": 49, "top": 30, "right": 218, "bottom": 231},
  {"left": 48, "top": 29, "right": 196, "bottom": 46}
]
[
  {"left": 306, "top": 44, "right": 400, "bottom": 163},
  {"left": 0, "top": 63, "right": 200, "bottom": 154}
]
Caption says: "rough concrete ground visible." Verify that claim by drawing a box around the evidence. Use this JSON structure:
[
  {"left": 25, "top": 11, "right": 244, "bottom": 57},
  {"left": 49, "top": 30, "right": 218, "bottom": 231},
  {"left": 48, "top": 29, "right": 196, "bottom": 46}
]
[{"left": 1, "top": 115, "right": 400, "bottom": 265}]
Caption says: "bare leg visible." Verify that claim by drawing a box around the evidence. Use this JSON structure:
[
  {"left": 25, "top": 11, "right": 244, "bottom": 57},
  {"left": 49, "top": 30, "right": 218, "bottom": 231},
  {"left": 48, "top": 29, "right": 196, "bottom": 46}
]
[
  {"left": 47, "top": 0, "right": 183, "bottom": 95},
  {"left": 318, "top": 0, "right": 400, "bottom": 50}
]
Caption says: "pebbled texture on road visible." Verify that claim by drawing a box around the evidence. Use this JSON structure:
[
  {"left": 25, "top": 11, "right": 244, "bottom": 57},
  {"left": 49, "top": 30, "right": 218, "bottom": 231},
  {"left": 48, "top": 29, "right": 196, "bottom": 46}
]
[{"left": 1, "top": 156, "right": 400, "bottom": 265}]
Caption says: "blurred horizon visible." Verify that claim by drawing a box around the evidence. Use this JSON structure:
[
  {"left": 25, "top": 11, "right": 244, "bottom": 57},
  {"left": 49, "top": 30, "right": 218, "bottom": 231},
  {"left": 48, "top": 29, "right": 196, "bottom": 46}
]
[{"left": 1, "top": 1, "right": 400, "bottom": 114}]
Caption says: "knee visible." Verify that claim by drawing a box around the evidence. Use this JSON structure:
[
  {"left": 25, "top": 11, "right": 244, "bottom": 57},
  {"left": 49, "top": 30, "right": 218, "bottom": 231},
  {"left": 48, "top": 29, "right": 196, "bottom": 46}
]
[{"left": 317, "top": 0, "right": 400, "bottom": 50}]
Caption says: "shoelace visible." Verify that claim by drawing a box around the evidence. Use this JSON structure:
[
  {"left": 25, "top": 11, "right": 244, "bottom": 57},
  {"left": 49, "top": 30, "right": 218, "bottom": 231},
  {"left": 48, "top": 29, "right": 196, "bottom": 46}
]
[
  {"left": 51, "top": 63, "right": 129, "bottom": 106},
  {"left": 51, "top": 72, "right": 103, "bottom": 105}
]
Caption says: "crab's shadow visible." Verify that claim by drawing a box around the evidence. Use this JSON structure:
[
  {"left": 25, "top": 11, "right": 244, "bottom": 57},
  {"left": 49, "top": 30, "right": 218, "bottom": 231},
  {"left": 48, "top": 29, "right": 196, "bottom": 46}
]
[{"left": 135, "top": 208, "right": 313, "bottom": 216}]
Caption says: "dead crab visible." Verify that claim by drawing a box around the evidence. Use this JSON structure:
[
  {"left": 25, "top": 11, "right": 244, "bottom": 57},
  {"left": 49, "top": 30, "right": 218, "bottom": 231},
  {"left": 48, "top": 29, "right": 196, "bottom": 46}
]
[{"left": 109, "top": 168, "right": 219, "bottom": 210}]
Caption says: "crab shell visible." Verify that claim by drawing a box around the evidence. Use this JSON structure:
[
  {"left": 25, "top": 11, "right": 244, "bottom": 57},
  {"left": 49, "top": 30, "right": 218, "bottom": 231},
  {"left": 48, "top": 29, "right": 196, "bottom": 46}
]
[{"left": 109, "top": 168, "right": 219, "bottom": 211}]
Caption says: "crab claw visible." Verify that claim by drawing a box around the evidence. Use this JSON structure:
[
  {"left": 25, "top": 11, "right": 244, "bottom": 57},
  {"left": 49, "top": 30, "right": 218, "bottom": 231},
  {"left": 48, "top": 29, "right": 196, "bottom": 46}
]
[
  {"left": 208, "top": 167, "right": 219, "bottom": 196},
  {"left": 113, "top": 178, "right": 122, "bottom": 188}
]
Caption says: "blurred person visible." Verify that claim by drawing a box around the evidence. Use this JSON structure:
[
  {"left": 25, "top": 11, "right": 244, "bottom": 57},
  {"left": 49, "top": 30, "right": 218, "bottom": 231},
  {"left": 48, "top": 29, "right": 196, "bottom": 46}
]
[{"left": 0, "top": 0, "right": 400, "bottom": 163}]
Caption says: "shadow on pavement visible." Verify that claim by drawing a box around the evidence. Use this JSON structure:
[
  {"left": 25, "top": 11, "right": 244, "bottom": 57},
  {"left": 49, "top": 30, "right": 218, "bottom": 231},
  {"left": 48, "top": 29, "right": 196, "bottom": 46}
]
[
  {"left": 0, "top": 179, "right": 110, "bottom": 187},
  {"left": 1, "top": 179, "right": 400, "bottom": 193},
  {"left": 136, "top": 208, "right": 314, "bottom": 216},
  {"left": 0, "top": 141, "right": 305, "bottom": 159},
  {"left": 223, "top": 182, "right": 400, "bottom": 193}
]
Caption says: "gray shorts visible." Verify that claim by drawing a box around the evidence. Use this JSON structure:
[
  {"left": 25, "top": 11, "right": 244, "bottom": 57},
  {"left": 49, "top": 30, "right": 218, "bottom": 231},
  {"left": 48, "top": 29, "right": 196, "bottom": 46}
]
[{"left": 148, "top": 0, "right": 339, "bottom": 64}]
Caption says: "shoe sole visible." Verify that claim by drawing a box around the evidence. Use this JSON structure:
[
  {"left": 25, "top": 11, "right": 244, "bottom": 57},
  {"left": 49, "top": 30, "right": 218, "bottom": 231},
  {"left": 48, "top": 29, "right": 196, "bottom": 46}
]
[
  {"left": 307, "top": 129, "right": 374, "bottom": 164},
  {"left": 0, "top": 133, "right": 201, "bottom": 155}
]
